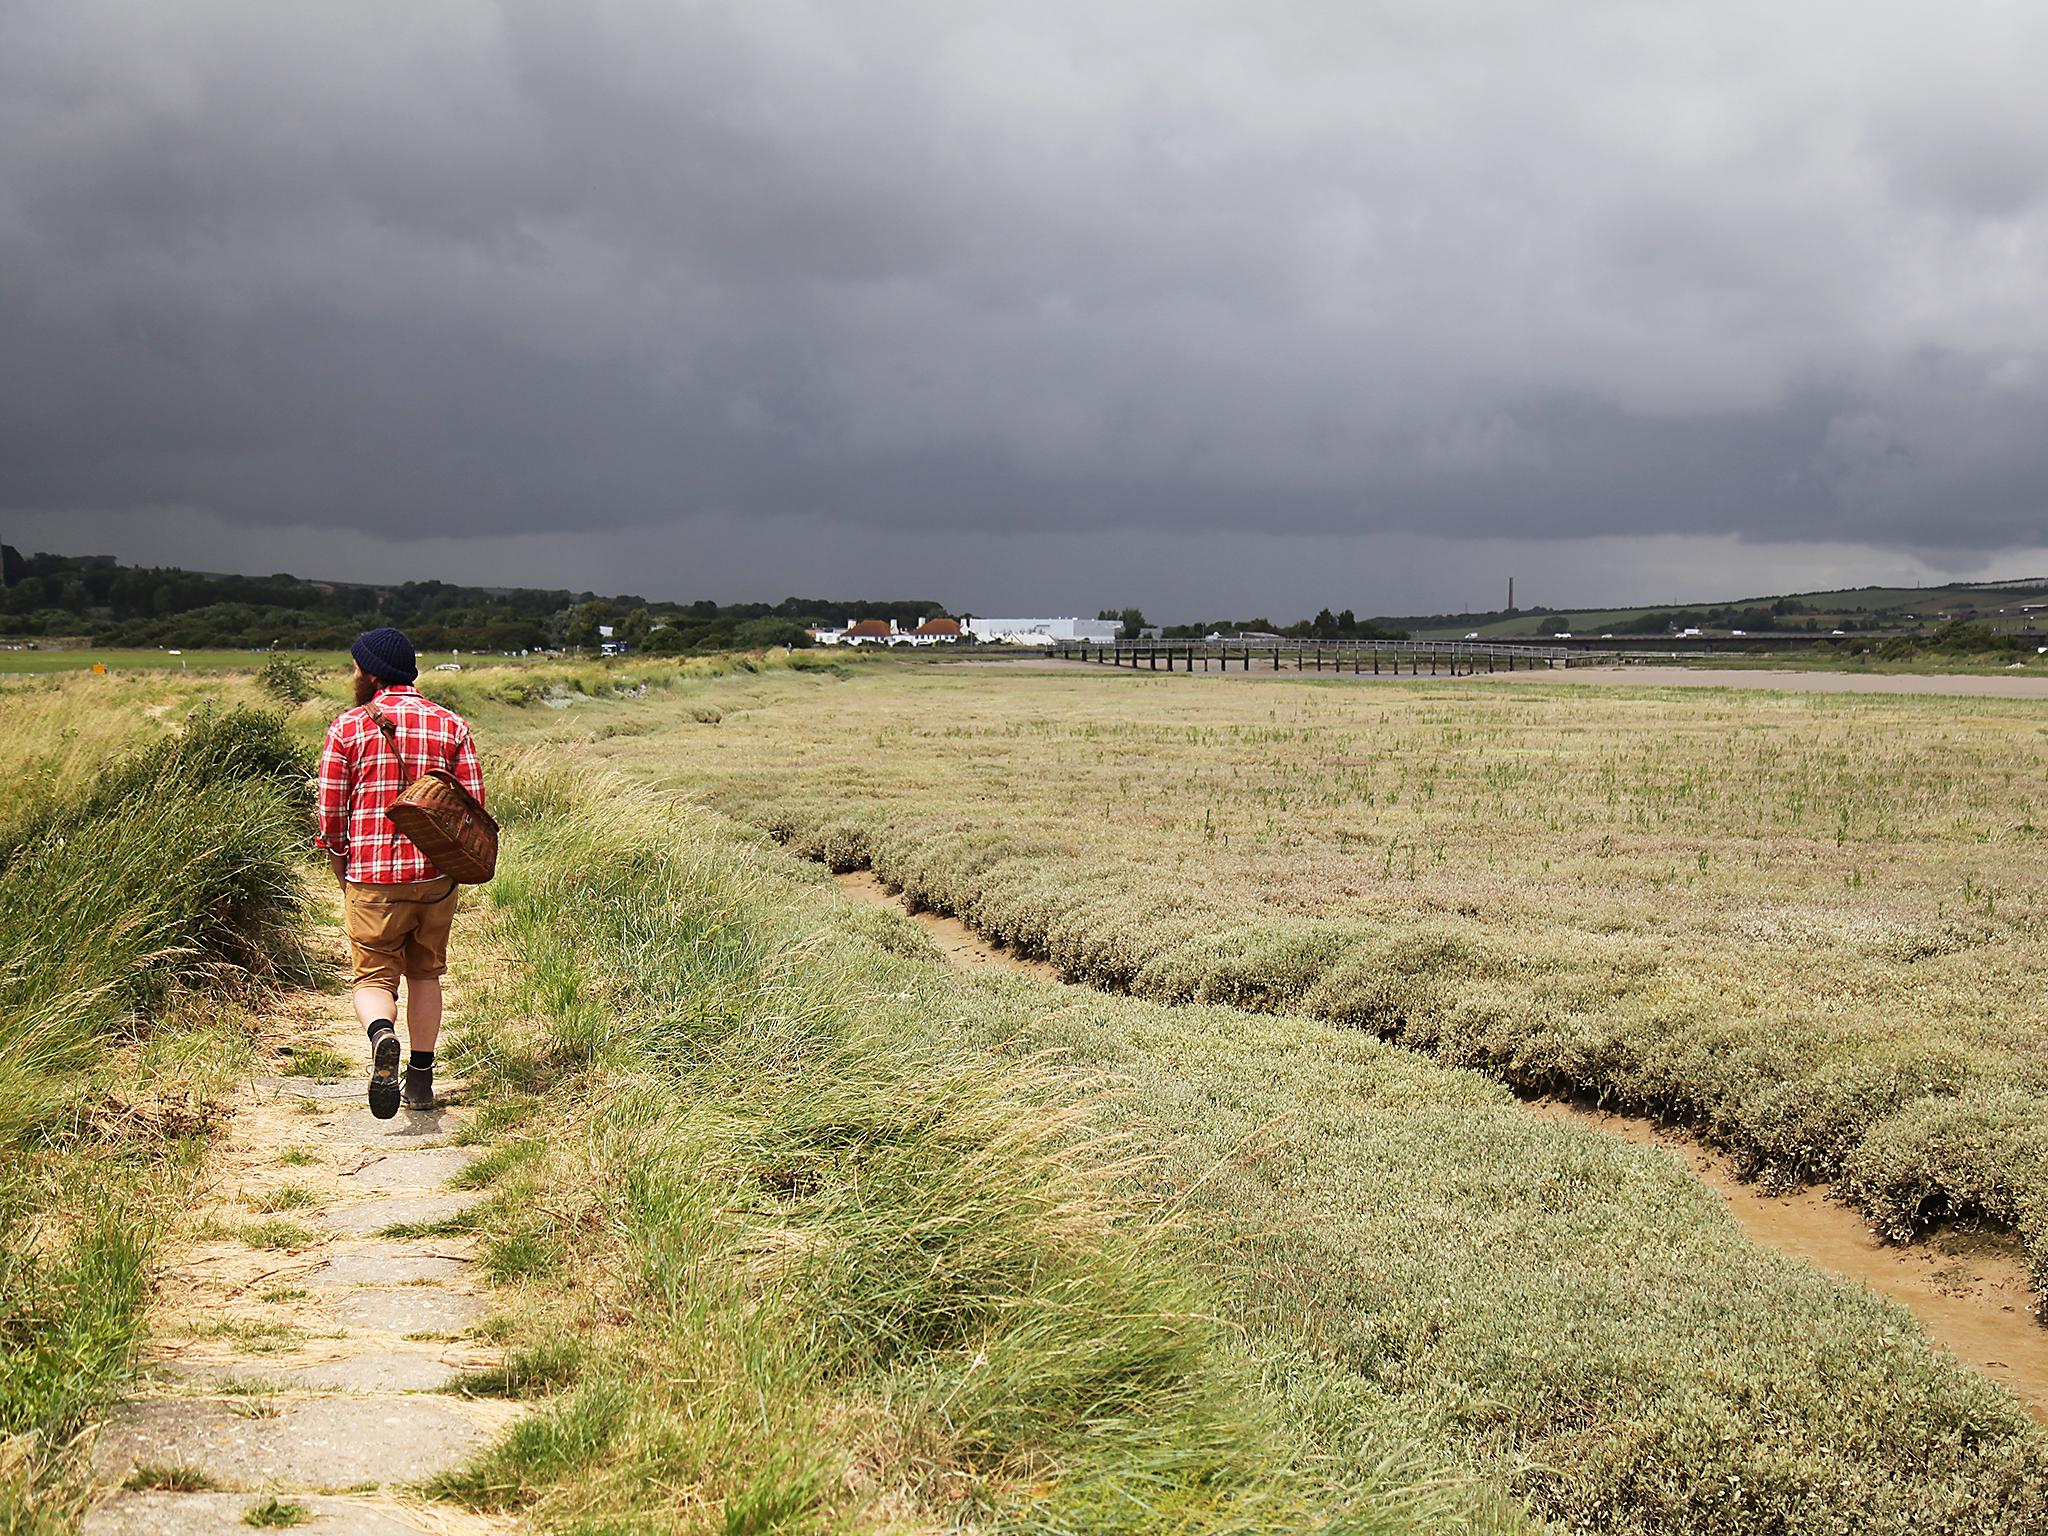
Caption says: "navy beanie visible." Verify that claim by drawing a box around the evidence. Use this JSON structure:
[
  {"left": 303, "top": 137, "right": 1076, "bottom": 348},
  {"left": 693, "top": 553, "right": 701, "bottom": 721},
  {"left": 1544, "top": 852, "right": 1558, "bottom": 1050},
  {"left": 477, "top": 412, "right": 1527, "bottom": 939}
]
[{"left": 351, "top": 627, "right": 418, "bottom": 685}]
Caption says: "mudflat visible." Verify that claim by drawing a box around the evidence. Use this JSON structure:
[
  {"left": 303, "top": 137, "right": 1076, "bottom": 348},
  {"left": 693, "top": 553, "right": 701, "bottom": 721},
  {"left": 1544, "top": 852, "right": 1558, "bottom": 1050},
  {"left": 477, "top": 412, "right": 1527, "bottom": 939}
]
[{"left": 1476, "top": 663, "right": 2048, "bottom": 697}]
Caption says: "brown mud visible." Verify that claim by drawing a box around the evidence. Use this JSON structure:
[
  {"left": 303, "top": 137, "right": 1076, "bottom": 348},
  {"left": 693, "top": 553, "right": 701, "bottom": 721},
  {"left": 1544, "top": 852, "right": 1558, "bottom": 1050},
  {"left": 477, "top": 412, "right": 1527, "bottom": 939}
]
[
  {"left": 837, "top": 868, "right": 1062, "bottom": 980},
  {"left": 834, "top": 867, "right": 2048, "bottom": 1424}
]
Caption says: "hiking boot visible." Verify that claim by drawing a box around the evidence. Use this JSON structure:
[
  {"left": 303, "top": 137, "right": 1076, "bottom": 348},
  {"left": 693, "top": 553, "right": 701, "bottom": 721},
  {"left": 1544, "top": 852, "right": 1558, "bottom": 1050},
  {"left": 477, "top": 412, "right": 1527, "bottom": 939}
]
[
  {"left": 368, "top": 1029, "right": 402, "bottom": 1119},
  {"left": 401, "top": 1065, "right": 436, "bottom": 1111}
]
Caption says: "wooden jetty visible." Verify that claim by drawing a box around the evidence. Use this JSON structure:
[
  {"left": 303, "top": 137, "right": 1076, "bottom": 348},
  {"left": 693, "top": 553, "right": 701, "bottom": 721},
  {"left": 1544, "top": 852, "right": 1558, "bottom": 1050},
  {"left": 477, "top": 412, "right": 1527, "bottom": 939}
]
[{"left": 1051, "top": 637, "right": 1588, "bottom": 675}]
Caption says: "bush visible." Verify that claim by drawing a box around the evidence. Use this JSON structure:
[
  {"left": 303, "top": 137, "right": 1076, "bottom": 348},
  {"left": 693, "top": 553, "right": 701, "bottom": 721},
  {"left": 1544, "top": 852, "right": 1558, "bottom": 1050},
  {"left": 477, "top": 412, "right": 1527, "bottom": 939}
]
[{"left": 256, "top": 652, "right": 317, "bottom": 707}]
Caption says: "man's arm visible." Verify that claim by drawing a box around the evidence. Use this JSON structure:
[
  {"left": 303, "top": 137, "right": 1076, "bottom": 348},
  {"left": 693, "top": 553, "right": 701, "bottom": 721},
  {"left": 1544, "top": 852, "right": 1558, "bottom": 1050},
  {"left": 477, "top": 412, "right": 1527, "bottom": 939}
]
[
  {"left": 314, "top": 720, "right": 352, "bottom": 881},
  {"left": 452, "top": 727, "right": 484, "bottom": 808}
]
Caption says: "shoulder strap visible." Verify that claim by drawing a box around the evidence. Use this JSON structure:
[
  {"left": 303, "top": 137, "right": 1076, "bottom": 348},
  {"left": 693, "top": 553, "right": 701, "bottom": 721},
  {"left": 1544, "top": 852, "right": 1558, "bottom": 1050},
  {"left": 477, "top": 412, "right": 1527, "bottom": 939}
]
[{"left": 365, "top": 703, "right": 412, "bottom": 779}]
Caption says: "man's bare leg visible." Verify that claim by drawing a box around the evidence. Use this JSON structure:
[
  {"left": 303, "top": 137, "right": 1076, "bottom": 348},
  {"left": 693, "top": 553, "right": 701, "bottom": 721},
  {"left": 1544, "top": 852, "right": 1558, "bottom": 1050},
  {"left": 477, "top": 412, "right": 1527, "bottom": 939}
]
[
  {"left": 353, "top": 986, "right": 397, "bottom": 1031},
  {"left": 399, "top": 976, "right": 443, "bottom": 1109},
  {"left": 404, "top": 976, "right": 442, "bottom": 1057}
]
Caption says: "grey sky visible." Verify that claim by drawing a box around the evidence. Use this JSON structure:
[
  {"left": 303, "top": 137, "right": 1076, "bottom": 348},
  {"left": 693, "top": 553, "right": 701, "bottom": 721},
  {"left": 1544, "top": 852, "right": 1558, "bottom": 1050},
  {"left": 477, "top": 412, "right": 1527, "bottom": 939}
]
[{"left": 4, "top": 1, "right": 2047, "bottom": 616}]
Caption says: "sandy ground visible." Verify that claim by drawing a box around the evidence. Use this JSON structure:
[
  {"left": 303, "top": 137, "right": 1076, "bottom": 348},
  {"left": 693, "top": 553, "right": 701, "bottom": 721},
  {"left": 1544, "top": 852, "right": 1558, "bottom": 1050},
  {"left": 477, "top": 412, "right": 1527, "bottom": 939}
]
[{"left": 835, "top": 866, "right": 2048, "bottom": 1424}]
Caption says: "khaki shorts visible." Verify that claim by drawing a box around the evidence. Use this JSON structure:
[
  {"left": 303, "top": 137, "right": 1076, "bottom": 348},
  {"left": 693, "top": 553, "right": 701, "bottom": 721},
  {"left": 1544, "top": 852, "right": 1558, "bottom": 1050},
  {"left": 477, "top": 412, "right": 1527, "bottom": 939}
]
[{"left": 343, "top": 877, "right": 459, "bottom": 990}]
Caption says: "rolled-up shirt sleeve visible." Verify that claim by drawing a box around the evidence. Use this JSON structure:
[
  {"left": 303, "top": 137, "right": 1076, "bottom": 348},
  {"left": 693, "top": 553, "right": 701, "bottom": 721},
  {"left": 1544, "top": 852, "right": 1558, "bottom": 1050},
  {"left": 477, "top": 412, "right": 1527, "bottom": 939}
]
[
  {"left": 451, "top": 727, "right": 485, "bottom": 808},
  {"left": 314, "top": 721, "right": 352, "bottom": 857}
]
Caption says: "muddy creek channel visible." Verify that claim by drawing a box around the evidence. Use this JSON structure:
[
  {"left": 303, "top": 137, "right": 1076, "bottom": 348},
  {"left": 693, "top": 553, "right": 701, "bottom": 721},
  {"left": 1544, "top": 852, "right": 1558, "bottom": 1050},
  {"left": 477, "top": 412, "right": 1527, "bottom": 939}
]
[{"left": 834, "top": 867, "right": 2048, "bottom": 1424}]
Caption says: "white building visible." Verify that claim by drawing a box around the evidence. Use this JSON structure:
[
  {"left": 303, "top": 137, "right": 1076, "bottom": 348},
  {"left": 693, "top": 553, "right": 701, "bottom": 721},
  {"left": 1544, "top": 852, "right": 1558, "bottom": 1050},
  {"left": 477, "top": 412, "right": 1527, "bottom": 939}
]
[{"left": 965, "top": 617, "right": 1121, "bottom": 644}]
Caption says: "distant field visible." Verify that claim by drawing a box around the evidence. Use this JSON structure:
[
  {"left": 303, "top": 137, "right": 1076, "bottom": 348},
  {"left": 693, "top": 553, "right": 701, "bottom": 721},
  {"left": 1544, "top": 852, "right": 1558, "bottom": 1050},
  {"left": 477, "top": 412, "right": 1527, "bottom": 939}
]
[
  {"left": 0, "top": 646, "right": 276, "bottom": 673},
  {"left": 0, "top": 646, "right": 507, "bottom": 674}
]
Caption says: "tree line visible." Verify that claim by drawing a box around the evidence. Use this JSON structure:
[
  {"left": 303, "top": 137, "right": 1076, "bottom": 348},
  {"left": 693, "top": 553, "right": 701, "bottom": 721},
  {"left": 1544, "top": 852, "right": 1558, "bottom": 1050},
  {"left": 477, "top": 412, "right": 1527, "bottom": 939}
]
[{"left": 0, "top": 548, "right": 944, "bottom": 654}]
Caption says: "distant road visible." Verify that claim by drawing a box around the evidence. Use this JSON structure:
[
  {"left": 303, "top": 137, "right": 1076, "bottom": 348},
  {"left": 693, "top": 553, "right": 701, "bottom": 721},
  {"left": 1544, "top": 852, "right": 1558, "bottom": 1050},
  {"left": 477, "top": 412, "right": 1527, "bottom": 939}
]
[{"left": 1474, "top": 664, "right": 2048, "bottom": 699}]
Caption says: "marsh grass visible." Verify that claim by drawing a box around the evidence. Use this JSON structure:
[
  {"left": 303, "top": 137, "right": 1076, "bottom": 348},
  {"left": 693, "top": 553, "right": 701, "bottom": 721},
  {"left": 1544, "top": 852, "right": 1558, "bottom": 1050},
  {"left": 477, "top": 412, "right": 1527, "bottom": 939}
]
[
  {"left": 432, "top": 753, "right": 2048, "bottom": 1534},
  {"left": 0, "top": 703, "right": 312, "bottom": 1518},
  {"left": 435, "top": 760, "right": 1469, "bottom": 1534},
  {"left": 578, "top": 665, "right": 2048, "bottom": 1301}
]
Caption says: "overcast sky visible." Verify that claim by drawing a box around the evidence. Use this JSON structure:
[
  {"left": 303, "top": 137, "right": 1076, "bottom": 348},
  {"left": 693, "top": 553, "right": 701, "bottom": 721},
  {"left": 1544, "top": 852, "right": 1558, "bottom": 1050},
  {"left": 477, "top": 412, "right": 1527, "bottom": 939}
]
[{"left": 5, "top": 1, "right": 2047, "bottom": 618}]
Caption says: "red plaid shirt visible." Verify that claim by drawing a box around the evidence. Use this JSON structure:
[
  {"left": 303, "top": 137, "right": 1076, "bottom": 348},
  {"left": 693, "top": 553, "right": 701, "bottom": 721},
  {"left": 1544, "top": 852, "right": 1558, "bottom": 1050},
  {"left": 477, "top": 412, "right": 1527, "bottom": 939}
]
[{"left": 314, "top": 685, "right": 485, "bottom": 884}]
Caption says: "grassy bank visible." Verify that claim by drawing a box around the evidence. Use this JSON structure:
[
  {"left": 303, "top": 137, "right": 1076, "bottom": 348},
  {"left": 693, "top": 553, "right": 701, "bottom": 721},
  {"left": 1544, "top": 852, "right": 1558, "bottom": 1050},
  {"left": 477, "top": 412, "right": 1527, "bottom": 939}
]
[
  {"left": 439, "top": 756, "right": 2048, "bottom": 1534},
  {"left": 543, "top": 663, "right": 2048, "bottom": 1302},
  {"left": 440, "top": 758, "right": 1491, "bottom": 1534},
  {"left": 0, "top": 707, "right": 312, "bottom": 1528}
]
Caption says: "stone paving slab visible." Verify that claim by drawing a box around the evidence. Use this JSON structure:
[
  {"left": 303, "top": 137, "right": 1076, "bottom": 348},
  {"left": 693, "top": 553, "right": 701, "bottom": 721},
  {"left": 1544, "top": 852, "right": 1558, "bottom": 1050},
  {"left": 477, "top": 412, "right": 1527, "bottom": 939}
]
[
  {"left": 326, "top": 1287, "right": 485, "bottom": 1335},
  {"left": 163, "top": 1350, "right": 466, "bottom": 1393},
  {"left": 320, "top": 1193, "right": 482, "bottom": 1236},
  {"left": 84, "top": 1490, "right": 443, "bottom": 1535},
  {"left": 253, "top": 1076, "right": 361, "bottom": 1102},
  {"left": 345, "top": 1148, "right": 479, "bottom": 1191},
  {"left": 91, "top": 1395, "right": 493, "bottom": 1489},
  {"left": 326, "top": 1108, "right": 467, "bottom": 1147},
  {"left": 309, "top": 1249, "right": 469, "bottom": 1287}
]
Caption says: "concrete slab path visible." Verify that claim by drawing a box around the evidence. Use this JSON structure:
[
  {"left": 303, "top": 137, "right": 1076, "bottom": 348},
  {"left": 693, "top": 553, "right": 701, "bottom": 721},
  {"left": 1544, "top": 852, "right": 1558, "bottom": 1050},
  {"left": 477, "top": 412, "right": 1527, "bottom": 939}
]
[{"left": 82, "top": 928, "right": 519, "bottom": 1536}]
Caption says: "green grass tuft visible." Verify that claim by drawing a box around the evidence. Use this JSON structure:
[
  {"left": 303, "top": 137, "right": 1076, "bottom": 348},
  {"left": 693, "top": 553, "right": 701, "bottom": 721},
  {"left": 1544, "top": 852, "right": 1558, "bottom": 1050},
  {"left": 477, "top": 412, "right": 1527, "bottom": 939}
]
[
  {"left": 124, "top": 1462, "right": 220, "bottom": 1491},
  {"left": 241, "top": 1495, "right": 310, "bottom": 1527},
  {"left": 237, "top": 1220, "right": 316, "bottom": 1250},
  {"left": 279, "top": 1047, "right": 352, "bottom": 1080}
]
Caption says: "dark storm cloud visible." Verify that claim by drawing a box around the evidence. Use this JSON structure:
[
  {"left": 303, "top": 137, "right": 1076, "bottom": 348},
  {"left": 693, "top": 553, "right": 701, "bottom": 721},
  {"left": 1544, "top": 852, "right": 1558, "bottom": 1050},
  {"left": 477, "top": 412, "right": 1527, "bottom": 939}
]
[{"left": 5, "top": 0, "right": 2048, "bottom": 579}]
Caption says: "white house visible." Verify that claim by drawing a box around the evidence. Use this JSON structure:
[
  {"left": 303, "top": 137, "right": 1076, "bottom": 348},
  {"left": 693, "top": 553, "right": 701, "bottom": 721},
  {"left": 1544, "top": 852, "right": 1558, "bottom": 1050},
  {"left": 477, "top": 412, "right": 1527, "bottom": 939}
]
[
  {"left": 966, "top": 617, "right": 1121, "bottom": 644},
  {"left": 813, "top": 618, "right": 902, "bottom": 645}
]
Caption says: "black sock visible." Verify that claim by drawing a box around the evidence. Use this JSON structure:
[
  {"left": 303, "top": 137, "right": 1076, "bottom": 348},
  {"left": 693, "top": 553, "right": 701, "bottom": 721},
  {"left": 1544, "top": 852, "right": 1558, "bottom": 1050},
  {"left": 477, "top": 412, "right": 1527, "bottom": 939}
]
[
  {"left": 367, "top": 1018, "right": 395, "bottom": 1042},
  {"left": 408, "top": 1051, "right": 435, "bottom": 1073}
]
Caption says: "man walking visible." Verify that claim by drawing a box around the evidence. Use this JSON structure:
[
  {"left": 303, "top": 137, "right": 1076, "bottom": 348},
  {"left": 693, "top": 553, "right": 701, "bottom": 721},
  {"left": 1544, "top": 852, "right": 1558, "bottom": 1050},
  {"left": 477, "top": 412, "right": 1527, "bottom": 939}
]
[{"left": 314, "top": 628, "right": 485, "bottom": 1118}]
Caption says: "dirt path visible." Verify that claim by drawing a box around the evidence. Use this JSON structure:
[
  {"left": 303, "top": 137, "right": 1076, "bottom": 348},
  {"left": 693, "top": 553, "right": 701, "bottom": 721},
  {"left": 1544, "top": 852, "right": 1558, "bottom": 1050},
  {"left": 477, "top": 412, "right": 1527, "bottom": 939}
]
[
  {"left": 835, "top": 867, "right": 2048, "bottom": 1425},
  {"left": 82, "top": 902, "right": 516, "bottom": 1535}
]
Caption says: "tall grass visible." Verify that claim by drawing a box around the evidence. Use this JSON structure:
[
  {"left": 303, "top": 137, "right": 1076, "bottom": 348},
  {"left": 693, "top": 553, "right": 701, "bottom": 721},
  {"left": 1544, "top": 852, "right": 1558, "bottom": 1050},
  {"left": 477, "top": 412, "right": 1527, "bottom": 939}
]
[
  {"left": 0, "top": 705, "right": 312, "bottom": 1526},
  {"left": 440, "top": 759, "right": 1504, "bottom": 1534}
]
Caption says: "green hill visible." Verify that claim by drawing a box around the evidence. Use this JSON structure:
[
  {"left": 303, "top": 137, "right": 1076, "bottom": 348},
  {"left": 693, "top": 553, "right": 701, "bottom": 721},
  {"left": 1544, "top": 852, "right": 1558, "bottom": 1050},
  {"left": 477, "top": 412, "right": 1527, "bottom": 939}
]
[{"left": 1384, "top": 578, "right": 2048, "bottom": 640}]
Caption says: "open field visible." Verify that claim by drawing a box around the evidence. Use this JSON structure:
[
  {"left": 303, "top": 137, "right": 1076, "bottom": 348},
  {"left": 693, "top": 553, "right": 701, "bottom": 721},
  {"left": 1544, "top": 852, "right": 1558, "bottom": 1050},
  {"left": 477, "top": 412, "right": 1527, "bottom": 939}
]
[
  {"left": 0, "top": 648, "right": 330, "bottom": 674},
  {"left": 0, "top": 647, "right": 510, "bottom": 675}
]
